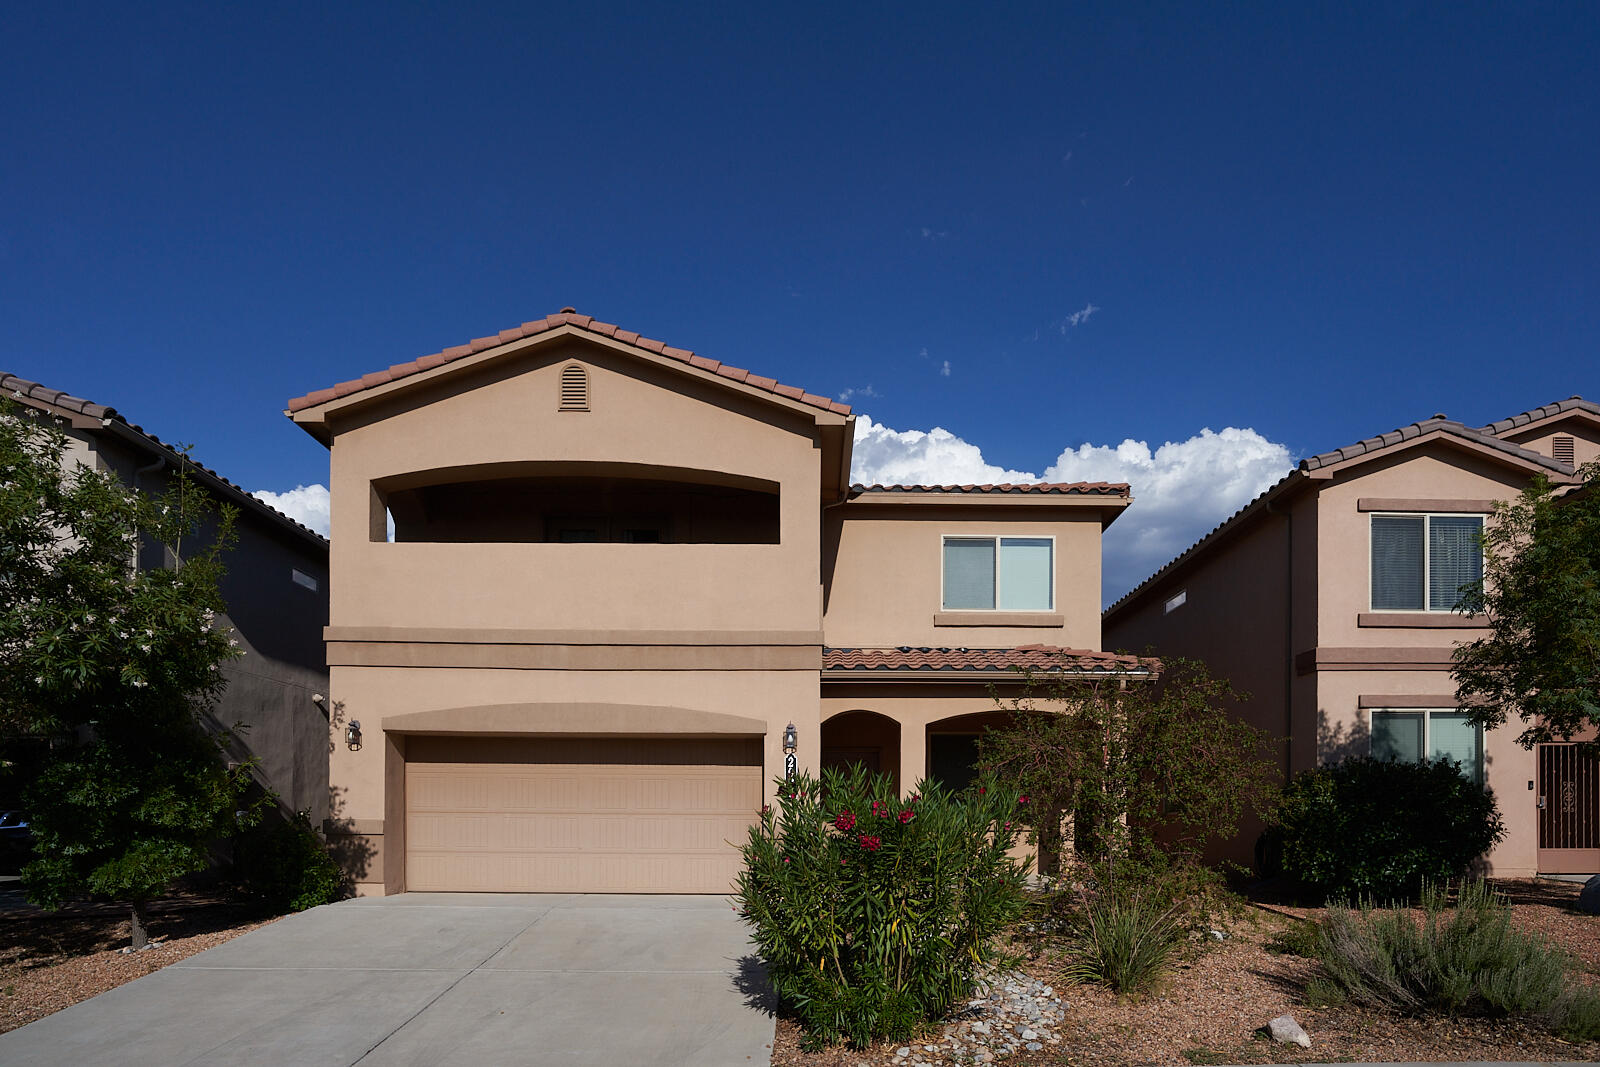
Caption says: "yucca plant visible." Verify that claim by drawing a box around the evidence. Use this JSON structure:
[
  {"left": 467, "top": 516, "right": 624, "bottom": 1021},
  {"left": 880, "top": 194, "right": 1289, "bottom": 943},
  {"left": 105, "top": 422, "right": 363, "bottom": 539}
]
[{"left": 735, "top": 766, "right": 1030, "bottom": 1049}]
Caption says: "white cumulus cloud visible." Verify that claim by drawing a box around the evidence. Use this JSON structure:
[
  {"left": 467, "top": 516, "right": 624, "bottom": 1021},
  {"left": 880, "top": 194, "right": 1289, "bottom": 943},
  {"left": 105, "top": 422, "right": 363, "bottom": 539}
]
[
  {"left": 849, "top": 417, "right": 1293, "bottom": 604},
  {"left": 1064, "top": 302, "right": 1099, "bottom": 329},
  {"left": 851, "top": 415, "right": 1034, "bottom": 487},
  {"left": 253, "top": 484, "right": 331, "bottom": 537}
]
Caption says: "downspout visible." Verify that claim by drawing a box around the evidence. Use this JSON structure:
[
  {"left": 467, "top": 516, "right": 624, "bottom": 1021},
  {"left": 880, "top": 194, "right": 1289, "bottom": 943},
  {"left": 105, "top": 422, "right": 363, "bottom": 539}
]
[{"left": 129, "top": 454, "right": 165, "bottom": 572}]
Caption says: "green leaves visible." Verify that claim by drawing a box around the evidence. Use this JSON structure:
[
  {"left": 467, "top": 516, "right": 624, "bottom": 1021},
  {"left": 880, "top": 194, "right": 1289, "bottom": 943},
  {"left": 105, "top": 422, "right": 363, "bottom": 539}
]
[
  {"left": 734, "top": 766, "right": 1029, "bottom": 1049},
  {"left": 1453, "top": 462, "right": 1600, "bottom": 746}
]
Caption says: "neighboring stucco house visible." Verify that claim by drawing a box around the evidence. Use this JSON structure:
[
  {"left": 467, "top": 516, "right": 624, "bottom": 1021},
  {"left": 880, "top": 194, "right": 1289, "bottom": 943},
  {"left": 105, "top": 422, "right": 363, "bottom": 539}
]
[
  {"left": 1, "top": 373, "right": 331, "bottom": 823},
  {"left": 1103, "top": 398, "right": 1600, "bottom": 878},
  {"left": 286, "top": 308, "right": 1143, "bottom": 896}
]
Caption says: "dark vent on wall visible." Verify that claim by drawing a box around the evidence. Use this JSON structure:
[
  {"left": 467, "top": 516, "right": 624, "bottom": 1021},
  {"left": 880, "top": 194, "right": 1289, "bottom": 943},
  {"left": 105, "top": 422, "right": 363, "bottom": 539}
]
[
  {"left": 1553, "top": 435, "right": 1575, "bottom": 466},
  {"left": 558, "top": 363, "right": 589, "bottom": 411}
]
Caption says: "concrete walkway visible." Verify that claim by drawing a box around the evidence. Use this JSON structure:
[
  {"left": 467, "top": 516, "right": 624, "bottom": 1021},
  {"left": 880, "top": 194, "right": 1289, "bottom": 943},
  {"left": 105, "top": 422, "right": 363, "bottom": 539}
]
[{"left": 0, "top": 893, "right": 776, "bottom": 1066}]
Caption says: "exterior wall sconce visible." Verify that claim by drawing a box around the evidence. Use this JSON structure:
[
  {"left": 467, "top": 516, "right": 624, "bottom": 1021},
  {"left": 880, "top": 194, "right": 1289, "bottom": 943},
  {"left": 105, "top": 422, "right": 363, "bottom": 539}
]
[
  {"left": 345, "top": 720, "right": 362, "bottom": 751},
  {"left": 782, "top": 722, "right": 797, "bottom": 781}
]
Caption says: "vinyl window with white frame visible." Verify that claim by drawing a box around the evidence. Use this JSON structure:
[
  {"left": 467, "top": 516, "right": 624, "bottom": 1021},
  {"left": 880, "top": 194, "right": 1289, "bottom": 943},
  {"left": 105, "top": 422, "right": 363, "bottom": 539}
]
[
  {"left": 941, "top": 535, "right": 1054, "bottom": 611},
  {"left": 1369, "top": 708, "right": 1484, "bottom": 784},
  {"left": 1369, "top": 513, "right": 1484, "bottom": 612}
]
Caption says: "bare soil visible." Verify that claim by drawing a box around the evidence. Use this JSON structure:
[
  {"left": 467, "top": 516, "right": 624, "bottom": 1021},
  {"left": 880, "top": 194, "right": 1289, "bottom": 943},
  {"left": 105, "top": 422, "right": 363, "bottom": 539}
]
[
  {"left": 0, "top": 894, "right": 278, "bottom": 1035},
  {"left": 769, "top": 878, "right": 1600, "bottom": 1067}
]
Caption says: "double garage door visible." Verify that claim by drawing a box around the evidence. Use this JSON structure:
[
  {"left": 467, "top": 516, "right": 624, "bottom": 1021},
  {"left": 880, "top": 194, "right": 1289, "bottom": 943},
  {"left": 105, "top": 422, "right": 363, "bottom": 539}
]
[{"left": 405, "top": 736, "right": 762, "bottom": 893}]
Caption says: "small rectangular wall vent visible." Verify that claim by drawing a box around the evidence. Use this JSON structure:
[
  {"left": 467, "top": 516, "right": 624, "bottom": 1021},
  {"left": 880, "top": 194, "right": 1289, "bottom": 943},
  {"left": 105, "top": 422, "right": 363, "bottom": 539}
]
[
  {"left": 559, "top": 363, "right": 589, "bottom": 411},
  {"left": 1164, "top": 589, "right": 1187, "bottom": 614},
  {"left": 1553, "top": 435, "right": 1575, "bottom": 466},
  {"left": 291, "top": 569, "right": 319, "bottom": 591}
]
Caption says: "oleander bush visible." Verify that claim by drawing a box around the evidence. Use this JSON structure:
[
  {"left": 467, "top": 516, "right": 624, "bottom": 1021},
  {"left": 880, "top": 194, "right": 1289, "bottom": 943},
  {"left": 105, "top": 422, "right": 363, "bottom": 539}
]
[
  {"left": 1266, "top": 757, "right": 1504, "bottom": 903},
  {"left": 1311, "top": 880, "right": 1600, "bottom": 1041},
  {"left": 734, "top": 766, "right": 1030, "bottom": 1049}
]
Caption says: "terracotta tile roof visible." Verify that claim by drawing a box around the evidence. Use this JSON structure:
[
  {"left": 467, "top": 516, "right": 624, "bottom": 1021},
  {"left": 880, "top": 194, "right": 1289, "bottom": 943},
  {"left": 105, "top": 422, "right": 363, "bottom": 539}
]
[
  {"left": 1298, "top": 414, "right": 1572, "bottom": 476},
  {"left": 823, "top": 645, "right": 1153, "bottom": 674},
  {"left": 3, "top": 371, "right": 328, "bottom": 549},
  {"left": 1479, "top": 395, "right": 1599, "bottom": 436},
  {"left": 287, "top": 309, "right": 853, "bottom": 417},
  {"left": 850, "top": 482, "right": 1129, "bottom": 496}
]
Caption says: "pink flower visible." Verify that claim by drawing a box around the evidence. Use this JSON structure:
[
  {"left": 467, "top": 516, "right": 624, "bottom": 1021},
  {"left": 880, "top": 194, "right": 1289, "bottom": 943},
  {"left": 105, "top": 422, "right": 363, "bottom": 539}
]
[
  {"left": 782, "top": 856, "right": 790, "bottom": 863},
  {"left": 834, "top": 811, "right": 857, "bottom": 832},
  {"left": 898, "top": 809, "right": 914, "bottom": 824},
  {"left": 1018, "top": 795, "right": 1029, "bottom": 805},
  {"left": 857, "top": 834, "right": 882, "bottom": 851}
]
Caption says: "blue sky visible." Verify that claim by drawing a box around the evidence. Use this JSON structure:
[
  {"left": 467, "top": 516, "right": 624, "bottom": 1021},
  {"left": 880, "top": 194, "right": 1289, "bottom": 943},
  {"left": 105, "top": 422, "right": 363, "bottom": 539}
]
[{"left": 3, "top": 3, "right": 1596, "bottom": 601}]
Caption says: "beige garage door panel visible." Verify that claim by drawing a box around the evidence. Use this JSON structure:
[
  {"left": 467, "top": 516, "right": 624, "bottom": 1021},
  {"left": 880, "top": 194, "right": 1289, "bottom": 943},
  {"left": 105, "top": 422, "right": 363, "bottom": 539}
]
[{"left": 405, "top": 736, "right": 761, "bottom": 893}]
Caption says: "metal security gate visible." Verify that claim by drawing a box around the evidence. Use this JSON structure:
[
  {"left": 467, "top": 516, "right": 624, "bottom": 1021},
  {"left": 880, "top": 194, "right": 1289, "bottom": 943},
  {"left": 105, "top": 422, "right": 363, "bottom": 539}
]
[{"left": 1538, "top": 743, "right": 1600, "bottom": 874}]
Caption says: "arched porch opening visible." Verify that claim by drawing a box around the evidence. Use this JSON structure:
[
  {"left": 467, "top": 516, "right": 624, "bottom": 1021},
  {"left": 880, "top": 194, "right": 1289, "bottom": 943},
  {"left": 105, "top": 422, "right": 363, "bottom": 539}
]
[
  {"left": 821, "top": 710, "right": 902, "bottom": 793},
  {"left": 925, "top": 710, "right": 1018, "bottom": 793}
]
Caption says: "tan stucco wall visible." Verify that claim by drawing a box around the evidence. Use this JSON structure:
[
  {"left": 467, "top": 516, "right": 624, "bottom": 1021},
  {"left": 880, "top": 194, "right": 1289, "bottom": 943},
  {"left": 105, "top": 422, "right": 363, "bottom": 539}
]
[
  {"left": 328, "top": 664, "right": 818, "bottom": 895},
  {"left": 823, "top": 506, "right": 1104, "bottom": 649},
  {"left": 1498, "top": 419, "right": 1600, "bottom": 466},
  {"left": 1314, "top": 446, "right": 1530, "bottom": 648},
  {"left": 325, "top": 338, "right": 824, "bottom": 634}
]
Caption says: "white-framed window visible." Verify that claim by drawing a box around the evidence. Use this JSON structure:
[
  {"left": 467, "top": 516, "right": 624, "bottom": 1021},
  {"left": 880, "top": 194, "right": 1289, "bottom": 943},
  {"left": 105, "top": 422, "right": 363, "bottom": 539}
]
[
  {"left": 1370, "top": 513, "right": 1483, "bottom": 612},
  {"left": 1370, "top": 708, "right": 1483, "bottom": 783},
  {"left": 941, "top": 535, "right": 1054, "bottom": 611}
]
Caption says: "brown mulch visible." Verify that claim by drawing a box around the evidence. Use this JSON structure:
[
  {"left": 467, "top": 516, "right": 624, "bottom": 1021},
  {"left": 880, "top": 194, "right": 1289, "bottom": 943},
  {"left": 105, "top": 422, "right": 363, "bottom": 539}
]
[
  {"left": 0, "top": 895, "right": 279, "bottom": 1034},
  {"left": 769, "top": 878, "right": 1600, "bottom": 1067}
]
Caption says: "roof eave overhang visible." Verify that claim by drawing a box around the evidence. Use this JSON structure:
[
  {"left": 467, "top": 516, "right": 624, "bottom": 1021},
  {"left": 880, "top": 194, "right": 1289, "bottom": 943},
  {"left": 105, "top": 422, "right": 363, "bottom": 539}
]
[
  {"left": 821, "top": 668, "right": 1157, "bottom": 684},
  {"left": 1302, "top": 429, "right": 1578, "bottom": 483},
  {"left": 287, "top": 324, "right": 851, "bottom": 447},
  {"left": 838, "top": 491, "right": 1132, "bottom": 526},
  {"left": 1485, "top": 406, "right": 1600, "bottom": 442}
]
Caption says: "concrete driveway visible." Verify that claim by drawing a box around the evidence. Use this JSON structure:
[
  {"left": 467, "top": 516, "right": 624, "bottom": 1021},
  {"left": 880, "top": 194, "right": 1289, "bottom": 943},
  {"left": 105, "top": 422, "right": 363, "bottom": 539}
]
[{"left": 0, "top": 894, "right": 775, "bottom": 1066}]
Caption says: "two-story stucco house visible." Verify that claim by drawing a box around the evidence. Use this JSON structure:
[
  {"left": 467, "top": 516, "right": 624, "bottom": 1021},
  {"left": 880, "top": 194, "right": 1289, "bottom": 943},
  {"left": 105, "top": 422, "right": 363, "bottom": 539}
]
[
  {"left": 287, "top": 309, "right": 1143, "bottom": 896},
  {"left": 1, "top": 373, "right": 331, "bottom": 824},
  {"left": 1103, "top": 398, "right": 1600, "bottom": 879}
]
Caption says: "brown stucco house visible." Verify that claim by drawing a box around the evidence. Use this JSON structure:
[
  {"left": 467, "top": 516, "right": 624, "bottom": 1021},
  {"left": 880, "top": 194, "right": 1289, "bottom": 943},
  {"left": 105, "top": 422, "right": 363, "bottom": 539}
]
[
  {"left": 286, "top": 309, "right": 1144, "bottom": 896},
  {"left": 1, "top": 373, "right": 331, "bottom": 824},
  {"left": 1103, "top": 398, "right": 1600, "bottom": 879}
]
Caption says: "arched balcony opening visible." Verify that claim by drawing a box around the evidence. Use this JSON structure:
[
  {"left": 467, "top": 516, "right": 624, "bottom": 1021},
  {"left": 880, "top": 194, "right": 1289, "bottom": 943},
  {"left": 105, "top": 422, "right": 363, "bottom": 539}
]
[
  {"left": 820, "top": 710, "right": 902, "bottom": 794},
  {"left": 370, "top": 461, "right": 780, "bottom": 544}
]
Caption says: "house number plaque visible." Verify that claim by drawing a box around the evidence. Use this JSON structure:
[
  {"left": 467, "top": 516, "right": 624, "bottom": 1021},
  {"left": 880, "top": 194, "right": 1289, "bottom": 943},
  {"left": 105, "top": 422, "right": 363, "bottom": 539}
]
[{"left": 784, "top": 752, "right": 797, "bottom": 780}]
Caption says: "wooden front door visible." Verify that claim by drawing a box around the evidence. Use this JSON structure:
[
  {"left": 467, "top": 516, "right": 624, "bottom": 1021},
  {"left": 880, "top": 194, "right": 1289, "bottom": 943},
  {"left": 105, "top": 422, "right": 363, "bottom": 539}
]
[{"left": 1538, "top": 742, "right": 1600, "bottom": 874}]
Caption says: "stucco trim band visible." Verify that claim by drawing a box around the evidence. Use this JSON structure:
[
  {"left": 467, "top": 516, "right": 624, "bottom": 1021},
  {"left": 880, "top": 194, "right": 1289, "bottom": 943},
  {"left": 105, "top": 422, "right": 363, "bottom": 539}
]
[
  {"left": 324, "top": 626, "right": 824, "bottom": 645},
  {"left": 328, "top": 642, "right": 821, "bottom": 670},
  {"left": 381, "top": 702, "right": 769, "bottom": 736},
  {"left": 1357, "top": 694, "right": 1473, "bottom": 708},
  {"left": 932, "top": 612, "right": 1065, "bottom": 627},
  {"left": 1357, "top": 613, "right": 1490, "bottom": 629},
  {"left": 1356, "top": 498, "right": 1499, "bottom": 513},
  {"left": 1295, "top": 647, "right": 1458, "bottom": 674}
]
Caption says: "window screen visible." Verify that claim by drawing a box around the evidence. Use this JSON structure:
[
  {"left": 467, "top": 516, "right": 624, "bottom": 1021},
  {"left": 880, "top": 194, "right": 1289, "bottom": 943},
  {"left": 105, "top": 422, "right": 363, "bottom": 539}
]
[
  {"left": 1428, "top": 516, "right": 1483, "bottom": 611},
  {"left": 998, "top": 538, "right": 1052, "bottom": 610},
  {"left": 1371, "top": 516, "right": 1425, "bottom": 610},
  {"left": 942, "top": 538, "right": 996, "bottom": 609}
]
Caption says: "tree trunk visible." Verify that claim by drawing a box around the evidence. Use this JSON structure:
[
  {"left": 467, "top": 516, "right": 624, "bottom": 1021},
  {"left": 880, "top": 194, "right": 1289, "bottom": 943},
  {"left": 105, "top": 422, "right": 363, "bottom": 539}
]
[{"left": 129, "top": 900, "right": 149, "bottom": 951}]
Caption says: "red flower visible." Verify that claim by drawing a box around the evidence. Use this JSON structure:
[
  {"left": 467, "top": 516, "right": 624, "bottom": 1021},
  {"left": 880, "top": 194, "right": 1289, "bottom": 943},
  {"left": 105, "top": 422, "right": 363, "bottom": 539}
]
[
  {"left": 761, "top": 804, "right": 771, "bottom": 814},
  {"left": 834, "top": 811, "right": 857, "bottom": 832},
  {"left": 782, "top": 856, "right": 790, "bottom": 863},
  {"left": 1018, "top": 795, "right": 1029, "bottom": 805},
  {"left": 898, "top": 809, "right": 914, "bottom": 824},
  {"left": 857, "top": 834, "right": 882, "bottom": 851},
  {"left": 978, "top": 787, "right": 986, "bottom": 795}
]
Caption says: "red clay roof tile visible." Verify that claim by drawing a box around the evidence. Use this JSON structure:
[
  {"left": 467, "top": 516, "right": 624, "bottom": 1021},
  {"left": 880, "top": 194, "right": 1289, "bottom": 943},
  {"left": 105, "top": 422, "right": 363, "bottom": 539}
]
[
  {"left": 286, "top": 309, "right": 855, "bottom": 418},
  {"left": 849, "top": 482, "right": 1129, "bottom": 496},
  {"left": 823, "top": 646, "right": 1153, "bottom": 674}
]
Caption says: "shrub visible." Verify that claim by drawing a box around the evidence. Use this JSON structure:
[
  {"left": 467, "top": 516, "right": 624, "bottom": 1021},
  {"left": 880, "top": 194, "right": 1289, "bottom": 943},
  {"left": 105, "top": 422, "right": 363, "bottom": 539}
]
[
  {"left": 735, "top": 767, "right": 1030, "bottom": 1049},
  {"left": 1060, "top": 881, "right": 1186, "bottom": 993},
  {"left": 236, "top": 811, "right": 345, "bottom": 913},
  {"left": 1312, "top": 880, "right": 1600, "bottom": 1040},
  {"left": 1268, "top": 757, "right": 1504, "bottom": 903}
]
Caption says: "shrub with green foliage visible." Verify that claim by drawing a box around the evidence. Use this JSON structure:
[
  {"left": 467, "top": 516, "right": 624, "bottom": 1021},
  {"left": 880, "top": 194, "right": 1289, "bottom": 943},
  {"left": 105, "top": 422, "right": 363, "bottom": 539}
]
[
  {"left": 1059, "top": 872, "right": 1188, "bottom": 992},
  {"left": 236, "top": 811, "right": 345, "bottom": 913},
  {"left": 1312, "top": 881, "right": 1600, "bottom": 1042},
  {"left": 735, "top": 767, "right": 1030, "bottom": 1049},
  {"left": 1267, "top": 757, "right": 1504, "bottom": 903}
]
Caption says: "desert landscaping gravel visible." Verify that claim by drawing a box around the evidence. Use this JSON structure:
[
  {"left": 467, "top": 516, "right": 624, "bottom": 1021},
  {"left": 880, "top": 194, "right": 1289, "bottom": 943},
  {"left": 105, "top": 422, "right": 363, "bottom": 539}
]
[
  {"left": 0, "top": 897, "right": 277, "bottom": 1035},
  {"left": 769, "top": 879, "right": 1600, "bottom": 1067}
]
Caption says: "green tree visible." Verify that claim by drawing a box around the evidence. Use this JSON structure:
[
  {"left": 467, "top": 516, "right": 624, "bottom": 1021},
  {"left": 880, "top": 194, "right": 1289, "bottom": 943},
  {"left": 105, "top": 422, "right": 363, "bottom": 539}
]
[
  {"left": 976, "top": 656, "right": 1280, "bottom": 872},
  {"left": 0, "top": 399, "right": 257, "bottom": 947},
  {"left": 1453, "top": 462, "right": 1600, "bottom": 747}
]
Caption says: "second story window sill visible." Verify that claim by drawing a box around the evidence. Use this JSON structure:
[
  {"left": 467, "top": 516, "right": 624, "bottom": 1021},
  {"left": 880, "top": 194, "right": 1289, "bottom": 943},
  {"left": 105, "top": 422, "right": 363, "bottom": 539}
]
[
  {"left": 933, "top": 612, "right": 1065, "bottom": 628},
  {"left": 1357, "top": 613, "right": 1489, "bottom": 629}
]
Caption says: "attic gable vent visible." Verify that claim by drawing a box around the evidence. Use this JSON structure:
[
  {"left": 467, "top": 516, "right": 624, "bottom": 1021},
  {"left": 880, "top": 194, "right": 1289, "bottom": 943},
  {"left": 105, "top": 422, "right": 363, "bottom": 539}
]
[
  {"left": 558, "top": 363, "right": 589, "bottom": 412},
  {"left": 1553, "top": 435, "right": 1575, "bottom": 466}
]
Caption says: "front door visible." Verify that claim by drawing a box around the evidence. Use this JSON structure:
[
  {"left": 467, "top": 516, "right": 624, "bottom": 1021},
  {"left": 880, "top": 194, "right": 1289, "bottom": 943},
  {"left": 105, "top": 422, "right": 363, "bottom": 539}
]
[{"left": 1538, "top": 742, "right": 1600, "bottom": 874}]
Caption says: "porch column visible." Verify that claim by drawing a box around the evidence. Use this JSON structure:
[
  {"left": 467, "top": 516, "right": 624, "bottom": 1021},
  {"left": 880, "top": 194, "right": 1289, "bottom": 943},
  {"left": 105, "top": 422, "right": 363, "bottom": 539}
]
[{"left": 899, "top": 723, "right": 926, "bottom": 798}]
